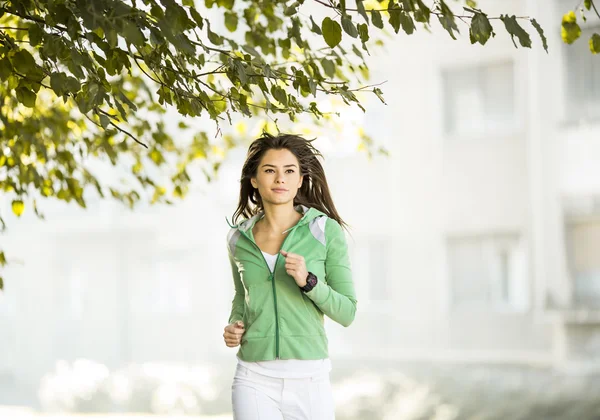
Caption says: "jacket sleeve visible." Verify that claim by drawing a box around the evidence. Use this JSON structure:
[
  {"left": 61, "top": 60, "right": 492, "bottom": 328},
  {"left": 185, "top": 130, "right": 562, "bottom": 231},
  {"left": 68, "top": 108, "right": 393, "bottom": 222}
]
[
  {"left": 304, "top": 218, "right": 357, "bottom": 327},
  {"left": 227, "top": 248, "right": 246, "bottom": 325}
]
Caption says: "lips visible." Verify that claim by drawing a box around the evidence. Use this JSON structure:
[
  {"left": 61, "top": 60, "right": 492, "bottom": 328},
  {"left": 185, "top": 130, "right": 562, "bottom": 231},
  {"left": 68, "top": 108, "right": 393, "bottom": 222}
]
[{"left": 272, "top": 188, "right": 288, "bottom": 193}]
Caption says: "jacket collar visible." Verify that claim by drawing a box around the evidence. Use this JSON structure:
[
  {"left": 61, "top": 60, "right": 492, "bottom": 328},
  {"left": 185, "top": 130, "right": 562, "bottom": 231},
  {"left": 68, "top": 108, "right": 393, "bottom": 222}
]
[{"left": 227, "top": 205, "right": 325, "bottom": 233}]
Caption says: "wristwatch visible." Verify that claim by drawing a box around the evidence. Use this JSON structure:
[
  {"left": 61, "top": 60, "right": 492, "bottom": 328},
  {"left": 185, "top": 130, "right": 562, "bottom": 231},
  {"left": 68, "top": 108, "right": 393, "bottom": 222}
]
[{"left": 300, "top": 272, "right": 318, "bottom": 293}]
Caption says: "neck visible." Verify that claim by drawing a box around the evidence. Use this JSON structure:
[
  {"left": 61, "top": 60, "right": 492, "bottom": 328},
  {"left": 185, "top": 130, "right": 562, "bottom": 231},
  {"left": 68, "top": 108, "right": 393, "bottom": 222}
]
[{"left": 259, "top": 203, "right": 302, "bottom": 234}]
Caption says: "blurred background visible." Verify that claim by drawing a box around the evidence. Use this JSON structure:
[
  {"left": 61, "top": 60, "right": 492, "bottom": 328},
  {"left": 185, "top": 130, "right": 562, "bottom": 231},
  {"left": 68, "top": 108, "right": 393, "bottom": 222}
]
[{"left": 2, "top": 0, "right": 600, "bottom": 419}]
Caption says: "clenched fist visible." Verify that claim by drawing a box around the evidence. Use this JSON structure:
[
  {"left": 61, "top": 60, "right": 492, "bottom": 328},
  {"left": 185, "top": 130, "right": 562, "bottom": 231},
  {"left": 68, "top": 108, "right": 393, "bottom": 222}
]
[
  {"left": 223, "top": 320, "right": 245, "bottom": 347},
  {"left": 280, "top": 250, "right": 308, "bottom": 288}
]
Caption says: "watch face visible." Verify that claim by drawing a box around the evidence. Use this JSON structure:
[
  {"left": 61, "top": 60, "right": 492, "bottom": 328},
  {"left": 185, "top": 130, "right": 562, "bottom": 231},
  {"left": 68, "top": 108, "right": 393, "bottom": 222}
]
[{"left": 308, "top": 273, "right": 317, "bottom": 286}]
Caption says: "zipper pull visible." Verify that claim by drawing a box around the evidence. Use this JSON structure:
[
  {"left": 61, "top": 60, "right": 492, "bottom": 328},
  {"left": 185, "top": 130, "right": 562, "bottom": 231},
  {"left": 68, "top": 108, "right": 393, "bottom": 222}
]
[{"left": 269, "top": 274, "right": 274, "bottom": 281}]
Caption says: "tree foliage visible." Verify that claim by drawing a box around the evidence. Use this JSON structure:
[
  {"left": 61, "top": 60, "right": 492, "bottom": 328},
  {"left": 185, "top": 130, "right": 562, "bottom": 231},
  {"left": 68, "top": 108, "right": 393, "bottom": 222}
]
[{"left": 0, "top": 0, "right": 599, "bottom": 288}]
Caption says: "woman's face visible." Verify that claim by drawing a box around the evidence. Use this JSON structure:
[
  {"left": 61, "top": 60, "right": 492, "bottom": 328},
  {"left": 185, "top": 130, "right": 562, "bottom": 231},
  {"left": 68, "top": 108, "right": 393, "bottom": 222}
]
[{"left": 251, "top": 148, "right": 303, "bottom": 206}]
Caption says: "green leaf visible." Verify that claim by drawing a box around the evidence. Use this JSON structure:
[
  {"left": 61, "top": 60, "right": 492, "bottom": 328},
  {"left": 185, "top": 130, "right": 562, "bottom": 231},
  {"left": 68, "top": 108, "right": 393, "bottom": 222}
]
[
  {"left": 414, "top": 1, "right": 431, "bottom": 23},
  {"left": 371, "top": 10, "right": 384, "bottom": 29},
  {"left": 321, "top": 58, "right": 335, "bottom": 78},
  {"left": 399, "top": 11, "right": 415, "bottom": 34},
  {"left": 530, "top": 18, "right": 548, "bottom": 53},
  {"left": 358, "top": 23, "right": 369, "bottom": 43},
  {"left": 232, "top": 58, "right": 248, "bottom": 84},
  {"left": 310, "top": 16, "right": 322, "bottom": 35},
  {"left": 15, "top": 87, "right": 36, "bottom": 107},
  {"left": 0, "top": 251, "right": 5, "bottom": 265},
  {"left": 501, "top": 14, "right": 532, "bottom": 48},
  {"left": 590, "top": 33, "right": 600, "bottom": 54},
  {"left": 150, "top": 4, "right": 164, "bottom": 19},
  {"left": 65, "top": 76, "right": 81, "bottom": 93},
  {"left": 105, "top": 27, "right": 118, "bottom": 48},
  {"left": 284, "top": 1, "right": 300, "bottom": 16},
  {"left": 99, "top": 114, "right": 110, "bottom": 128},
  {"left": 0, "top": 276, "right": 3, "bottom": 291},
  {"left": 438, "top": 2, "right": 459, "bottom": 40},
  {"left": 352, "top": 44, "right": 364, "bottom": 60},
  {"left": 225, "top": 11, "right": 238, "bottom": 32},
  {"left": 388, "top": 3, "right": 402, "bottom": 33},
  {"left": 11, "top": 50, "right": 37, "bottom": 73},
  {"left": 401, "top": 0, "right": 414, "bottom": 11},
  {"left": 207, "top": 23, "right": 224, "bottom": 45},
  {"left": 356, "top": 0, "right": 369, "bottom": 24},
  {"left": 50, "top": 72, "right": 68, "bottom": 96},
  {"left": 341, "top": 17, "right": 358, "bottom": 38},
  {"left": 217, "top": 0, "right": 235, "bottom": 10},
  {"left": 189, "top": 7, "right": 204, "bottom": 29},
  {"left": 271, "top": 85, "right": 288, "bottom": 106},
  {"left": 123, "top": 21, "right": 146, "bottom": 47},
  {"left": 322, "top": 17, "right": 342, "bottom": 48},
  {"left": 29, "top": 24, "right": 43, "bottom": 46},
  {"left": 242, "top": 44, "right": 261, "bottom": 58},
  {"left": 12, "top": 200, "right": 24, "bottom": 217},
  {"left": 373, "top": 88, "right": 385, "bottom": 104},
  {"left": 584, "top": 0, "right": 592, "bottom": 10},
  {"left": 561, "top": 11, "right": 581, "bottom": 45},
  {"left": 0, "top": 57, "right": 12, "bottom": 81},
  {"left": 469, "top": 12, "right": 493, "bottom": 45}
]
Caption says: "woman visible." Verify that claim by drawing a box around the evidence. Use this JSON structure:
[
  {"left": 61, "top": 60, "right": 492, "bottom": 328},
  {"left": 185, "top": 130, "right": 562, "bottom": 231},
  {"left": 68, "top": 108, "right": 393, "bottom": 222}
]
[{"left": 223, "top": 132, "right": 357, "bottom": 419}]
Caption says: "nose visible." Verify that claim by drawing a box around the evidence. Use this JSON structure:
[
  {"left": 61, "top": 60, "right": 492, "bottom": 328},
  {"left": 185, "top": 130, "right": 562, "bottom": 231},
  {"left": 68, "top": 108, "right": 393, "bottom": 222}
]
[{"left": 275, "top": 172, "right": 285, "bottom": 184}]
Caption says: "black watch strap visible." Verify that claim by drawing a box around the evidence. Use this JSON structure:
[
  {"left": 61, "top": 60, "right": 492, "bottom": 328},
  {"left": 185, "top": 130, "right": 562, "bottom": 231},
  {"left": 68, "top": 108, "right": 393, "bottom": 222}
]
[{"left": 300, "top": 272, "right": 318, "bottom": 293}]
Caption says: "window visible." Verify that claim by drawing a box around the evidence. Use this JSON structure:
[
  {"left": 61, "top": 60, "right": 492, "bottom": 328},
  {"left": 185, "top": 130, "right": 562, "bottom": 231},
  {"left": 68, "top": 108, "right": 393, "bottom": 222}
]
[
  {"left": 564, "top": 26, "right": 600, "bottom": 121},
  {"left": 447, "top": 233, "right": 528, "bottom": 311},
  {"left": 565, "top": 220, "right": 600, "bottom": 307},
  {"left": 349, "top": 235, "right": 392, "bottom": 305},
  {"left": 443, "top": 61, "right": 516, "bottom": 137}
]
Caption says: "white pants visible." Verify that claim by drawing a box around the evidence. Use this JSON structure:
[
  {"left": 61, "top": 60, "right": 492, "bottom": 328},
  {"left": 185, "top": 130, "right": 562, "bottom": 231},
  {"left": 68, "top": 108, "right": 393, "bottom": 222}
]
[{"left": 231, "top": 363, "right": 336, "bottom": 420}]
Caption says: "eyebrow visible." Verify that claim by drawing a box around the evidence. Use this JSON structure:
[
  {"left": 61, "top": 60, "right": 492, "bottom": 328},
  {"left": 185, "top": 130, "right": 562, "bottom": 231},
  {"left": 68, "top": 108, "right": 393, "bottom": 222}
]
[{"left": 261, "top": 164, "right": 298, "bottom": 168}]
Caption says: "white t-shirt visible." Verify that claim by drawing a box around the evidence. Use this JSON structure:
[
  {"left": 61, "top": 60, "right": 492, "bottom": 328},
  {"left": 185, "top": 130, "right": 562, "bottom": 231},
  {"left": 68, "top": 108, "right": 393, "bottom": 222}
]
[{"left": 237, "top": 251, "right": 332, "bottom": 378}]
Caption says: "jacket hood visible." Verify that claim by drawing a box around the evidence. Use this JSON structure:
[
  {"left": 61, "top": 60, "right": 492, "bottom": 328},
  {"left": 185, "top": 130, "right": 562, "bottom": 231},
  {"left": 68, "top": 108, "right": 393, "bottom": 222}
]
[{"left": 226, "top": 205, "right": 327, "bottom": 233}]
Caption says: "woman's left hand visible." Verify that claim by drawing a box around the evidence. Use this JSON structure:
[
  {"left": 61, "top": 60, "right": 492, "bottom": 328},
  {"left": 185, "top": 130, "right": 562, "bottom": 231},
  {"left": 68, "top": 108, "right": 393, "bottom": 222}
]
[{"left": 280, "top": 250, "right": 308, "bottom": 287}]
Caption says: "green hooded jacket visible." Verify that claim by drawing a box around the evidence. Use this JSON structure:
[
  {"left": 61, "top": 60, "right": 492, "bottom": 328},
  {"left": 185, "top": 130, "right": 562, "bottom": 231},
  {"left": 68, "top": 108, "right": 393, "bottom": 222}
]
[{"left": 226, "top": 205, "right": 357, "bottom": 362}]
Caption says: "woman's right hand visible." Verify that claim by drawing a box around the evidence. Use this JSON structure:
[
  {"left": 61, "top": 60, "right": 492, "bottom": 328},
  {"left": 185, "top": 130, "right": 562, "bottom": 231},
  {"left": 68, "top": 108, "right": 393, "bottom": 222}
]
[{"left": 223, "top": 320, "right": 245, "bottom": 347}]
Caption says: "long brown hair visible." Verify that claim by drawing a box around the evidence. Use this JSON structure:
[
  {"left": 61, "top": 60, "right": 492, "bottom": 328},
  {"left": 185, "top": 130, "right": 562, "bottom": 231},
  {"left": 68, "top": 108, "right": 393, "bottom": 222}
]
[{"left": 232, "top": 131, "right": 347, "bottom": 230}]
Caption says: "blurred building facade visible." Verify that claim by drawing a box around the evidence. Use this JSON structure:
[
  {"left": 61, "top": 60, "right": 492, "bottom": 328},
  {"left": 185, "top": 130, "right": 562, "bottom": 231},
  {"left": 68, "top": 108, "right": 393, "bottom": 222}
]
[
  {"left": 1, "top": 0, "right": 600, "bottom": 399},
  {"left": 329, "top": 0, "right": 600, "bottom": 370}
]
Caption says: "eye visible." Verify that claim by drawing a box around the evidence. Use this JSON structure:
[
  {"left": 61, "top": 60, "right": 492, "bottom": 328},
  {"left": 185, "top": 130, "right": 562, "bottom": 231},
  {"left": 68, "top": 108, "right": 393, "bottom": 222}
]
[
  {"left": 286, "top": 169, "right": 295, "bottom": 174},
  {"left": 265, "top": 169, "right": 274, "bottom": 173}
]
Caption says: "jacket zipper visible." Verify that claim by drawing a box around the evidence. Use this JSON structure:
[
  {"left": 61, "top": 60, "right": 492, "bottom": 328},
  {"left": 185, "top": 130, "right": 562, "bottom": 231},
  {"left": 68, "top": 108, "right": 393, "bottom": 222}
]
[{"left": 239, "top": 224, "right": 299, "bottom": 359}]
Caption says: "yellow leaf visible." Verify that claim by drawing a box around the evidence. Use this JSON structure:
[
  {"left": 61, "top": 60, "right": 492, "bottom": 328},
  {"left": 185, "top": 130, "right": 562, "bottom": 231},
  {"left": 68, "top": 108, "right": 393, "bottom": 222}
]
[
  {"left": 12, "top": 200, "right": 24, "bottom": 217},
  {"left": 561, "top": 11, "right": 581, "bottom": 44},
  {"left": 235, "top": 121, "right": 247, "bottom": 135},
  {"left": 212, "top": 145, "right": 225, "bottom": 158},
  {"left": 149, "top": 149, "right": 163, "bottom": 164},
  {"left": 152, "top": 186, "right": 166, "bottom": 203}
]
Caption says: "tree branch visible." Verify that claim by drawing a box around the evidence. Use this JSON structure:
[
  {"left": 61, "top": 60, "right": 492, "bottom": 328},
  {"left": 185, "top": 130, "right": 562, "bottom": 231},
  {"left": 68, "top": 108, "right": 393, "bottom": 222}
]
[
  {"left": 312, "top": 0, "right": 530, "bottom": 20},
  {"left": 591, "top": 0, "right": 600, "bottom": 20},
  {"left": 108, "top": 120, "right": 147, "bottom": 148}
]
